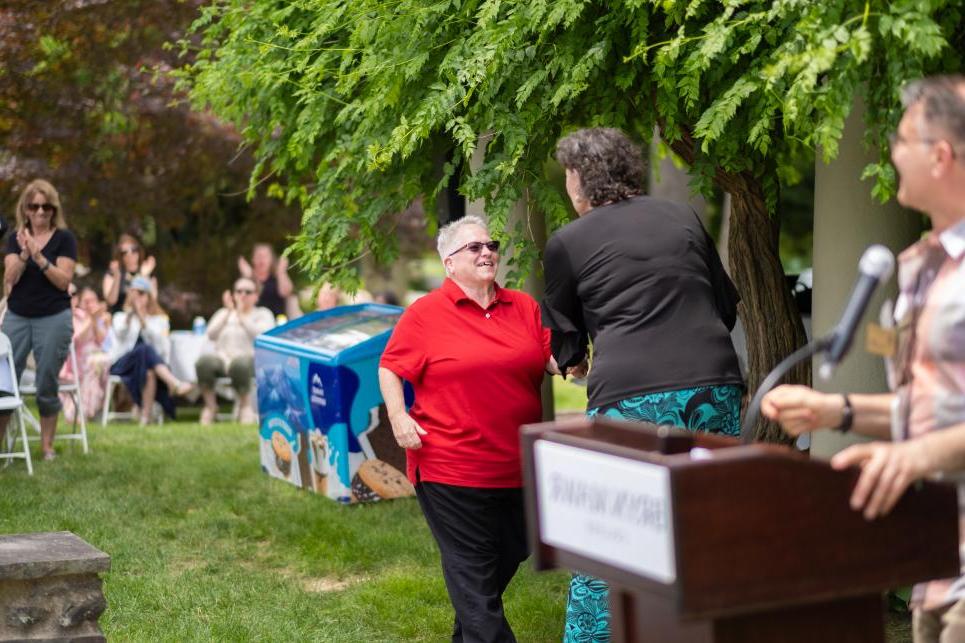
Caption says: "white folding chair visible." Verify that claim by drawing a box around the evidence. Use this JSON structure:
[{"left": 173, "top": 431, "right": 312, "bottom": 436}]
[
  {"left": 0, "top": 332, "right": 32, "bottom": 475},
  {"left": 101, "top": 375, "right": 129, "bottom": 426},
  {"left": 101, "top": 374, "right": 164, "bottom": 426},
  {"left": 20, "top": 341, "right": 90, "bottom": 454}
]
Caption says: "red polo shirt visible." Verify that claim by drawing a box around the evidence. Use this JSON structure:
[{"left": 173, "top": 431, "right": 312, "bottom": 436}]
[{"left": 380, "top": 278, "right": 551, "bottom": 488}]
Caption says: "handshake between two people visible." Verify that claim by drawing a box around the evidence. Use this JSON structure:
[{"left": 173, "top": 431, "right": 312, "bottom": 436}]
[
  {"left": 542, "top": 356, "right": 588, "bottom": 379},
  {"left": 565, "top": 359, "right": 588, "bottom": 380}
]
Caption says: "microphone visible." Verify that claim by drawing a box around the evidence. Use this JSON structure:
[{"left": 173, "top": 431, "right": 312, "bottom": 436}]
[{"left": 819, "top": 245, "right": 895, "bottom": 380}]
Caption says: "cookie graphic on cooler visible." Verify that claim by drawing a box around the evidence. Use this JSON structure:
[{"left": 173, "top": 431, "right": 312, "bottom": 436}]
[
  {"left": 271, "top": 431, "right": 293, "bottom": 478},
  {"left": 351, "top": 459, "right": 414, "bottom": 502}
]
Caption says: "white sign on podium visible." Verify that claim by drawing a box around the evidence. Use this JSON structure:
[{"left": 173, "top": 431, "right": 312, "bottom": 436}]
[{"left": 533, "top": 439, "right": 676, "bottom": 583}]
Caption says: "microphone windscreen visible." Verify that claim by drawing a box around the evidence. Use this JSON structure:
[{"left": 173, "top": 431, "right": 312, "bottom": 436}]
[{"left": 858, "top": 244, "right": 895, "bottom": 282}]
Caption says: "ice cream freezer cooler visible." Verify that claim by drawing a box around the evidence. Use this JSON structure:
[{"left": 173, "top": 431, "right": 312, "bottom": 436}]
[{"left": 253, "top": 304, "right": 414, "bottom": 503}]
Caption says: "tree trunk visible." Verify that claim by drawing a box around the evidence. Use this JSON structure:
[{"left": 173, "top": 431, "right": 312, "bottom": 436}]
[
  {"left": 661, "top": 126, "right": 808, "bottom": 443},
  {"left": 728, "top": 186, "right": 809, "bottom": 443}
]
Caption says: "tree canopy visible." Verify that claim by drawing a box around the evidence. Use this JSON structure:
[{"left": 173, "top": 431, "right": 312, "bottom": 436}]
[
  {"left": 180, "top": 0, "right": 960, "bottom": 284},
  {"left": 179, "top": 0, "right": 962, "bottom": 438}
]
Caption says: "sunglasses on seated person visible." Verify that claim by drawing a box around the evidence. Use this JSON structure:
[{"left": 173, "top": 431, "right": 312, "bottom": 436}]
[
  {"left": 447, "top": 240, "right": 500, "bottom": 257},
  {"left": 26, "top": 203, "right": 56, "bottom": 214}
]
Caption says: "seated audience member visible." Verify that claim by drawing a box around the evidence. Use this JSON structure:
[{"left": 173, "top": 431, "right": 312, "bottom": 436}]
[
  {"left": 81, "top": 285, "right": 115, "bottom": 354},
  {"left": 109, "top": 276, "right": 190, "bottom": 425},
  {"left": 59, "top": 286, "right": 111, "bottom": 422},
  {"left": 238, "top": 243, "right": 300, "bottom": 319},
  {"left": 195, "top": 277, "right": 274, "bottom": 425},
  {"left": 103, "top": 232, "right": 158, "bottom": 315}
]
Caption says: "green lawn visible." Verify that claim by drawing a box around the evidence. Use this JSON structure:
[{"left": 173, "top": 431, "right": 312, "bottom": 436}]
[
  {"left": 0, "top": 417, "right": 568, "bottom": 641},
  {"left": 553, "top": 377, "right": 588, "bottom": 413},
  {"left": 2, "top": 391, "right": 912, "bottom": 642}
]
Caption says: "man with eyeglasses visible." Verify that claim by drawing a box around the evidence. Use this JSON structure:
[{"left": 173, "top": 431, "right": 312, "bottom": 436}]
[{"left": 763, "top": 75, "right": 965, "bottom": 642}]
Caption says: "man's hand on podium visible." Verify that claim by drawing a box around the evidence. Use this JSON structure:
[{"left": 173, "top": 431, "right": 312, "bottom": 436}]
[
  {"left": 760, "top": 385, "right": 845, "bottom": 434},
  {"left": 830, "top": 440, "right": 929, "bottom": 520}
]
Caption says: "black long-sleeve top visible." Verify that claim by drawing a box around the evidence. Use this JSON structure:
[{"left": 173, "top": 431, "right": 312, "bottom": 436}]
[{"left": 541, "top": 195, "right": 744, "bottom": 409}]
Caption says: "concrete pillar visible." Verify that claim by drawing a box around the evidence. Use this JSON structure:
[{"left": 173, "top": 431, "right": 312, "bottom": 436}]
[{"left": 810, "top": 95, "right": 922, "bottom": 458}]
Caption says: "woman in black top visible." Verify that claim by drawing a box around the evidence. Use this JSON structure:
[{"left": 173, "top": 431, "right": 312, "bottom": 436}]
[
  {"left": 238, "top": 243, "right": 296, "bottom": 318},
  {"left": 0, "top": 179, "right": 77, "bottom": 460},
  {"left": 542, "top": 128, "right": 743, "bottom": 642},
  {"left": 103, "top": 232, "right": 158, "bottom": 315}
]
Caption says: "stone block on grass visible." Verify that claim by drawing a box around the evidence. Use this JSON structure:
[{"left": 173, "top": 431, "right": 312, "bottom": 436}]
[{"left": 0, "top": 532, "right": 110, "bottom": 642}]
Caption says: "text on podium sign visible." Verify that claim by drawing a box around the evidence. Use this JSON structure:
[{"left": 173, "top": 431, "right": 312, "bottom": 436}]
[{"left": 533, "top": 440, "right": 676, "bottom": 583}]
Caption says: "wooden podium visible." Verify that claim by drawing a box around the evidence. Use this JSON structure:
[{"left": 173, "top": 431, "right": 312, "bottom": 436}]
[{"left": 521, "top": 417, "right": 960, "bottom": 642}]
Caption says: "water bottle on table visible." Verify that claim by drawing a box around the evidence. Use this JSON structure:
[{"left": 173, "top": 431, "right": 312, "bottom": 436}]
[{"left": 192, "top": 316, "right": 207, "bottom": 336}]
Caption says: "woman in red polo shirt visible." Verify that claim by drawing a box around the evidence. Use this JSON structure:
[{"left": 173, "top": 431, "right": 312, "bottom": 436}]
[{"left": 379, "top": 214, "right": 555, "bottom": 642}]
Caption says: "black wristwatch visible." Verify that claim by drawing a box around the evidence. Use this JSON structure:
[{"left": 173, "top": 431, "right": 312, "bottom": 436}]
[{"left": 835, "top": 394, "right": 854, "bottom": 433}]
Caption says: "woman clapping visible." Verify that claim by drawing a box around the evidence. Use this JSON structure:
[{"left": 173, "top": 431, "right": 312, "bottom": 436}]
[
  {"left": 103, "top": 232, "right": 157, "bottom": 315},
  {"left": 195, "top": 277, "right": 274, "bottom": 425},
  {"left": 108, "top": 276, "right": 191, "bottom": 425},
  {"left": 0, "top": 179, "right": 76, "bottom": 460}
]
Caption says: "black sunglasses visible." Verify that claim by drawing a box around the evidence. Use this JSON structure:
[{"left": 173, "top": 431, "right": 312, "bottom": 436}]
[
  {"left": 26, "top": 203, "right": 56, "bottom": 214},
  {"left": 447, "top": 240, "right": 500, "bottom": 257}
]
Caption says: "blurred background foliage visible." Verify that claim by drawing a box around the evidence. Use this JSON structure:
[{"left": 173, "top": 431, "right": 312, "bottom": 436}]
[
  {"left": 8, "top": 0, "right": 939, "bottom": 334},
  {"left": 0, "top": 0, "right": 302, "bottom": 326}
]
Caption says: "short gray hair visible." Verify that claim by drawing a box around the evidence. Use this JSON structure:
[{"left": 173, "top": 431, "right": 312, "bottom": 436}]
[
  {"left": 901, "top": 75, "right": 965, "bottom": 147},
  {"left": 436, "top": 215, "right": 489, "bottom": 260}
]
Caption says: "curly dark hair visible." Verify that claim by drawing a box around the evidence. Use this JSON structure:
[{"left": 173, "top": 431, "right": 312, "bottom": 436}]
[{"left": 555, "top": 128, "right": 646, "bottom": 207}]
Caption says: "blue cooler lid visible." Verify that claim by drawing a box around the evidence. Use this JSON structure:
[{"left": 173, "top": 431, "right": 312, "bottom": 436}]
[{"left": 254, "top": 304, "right": 403, "bottom": 363}]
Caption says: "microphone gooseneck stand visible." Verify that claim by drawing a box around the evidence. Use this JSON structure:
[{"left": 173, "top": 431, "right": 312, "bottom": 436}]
[
  {"left": 739, "top": 335, "right": 834, "bottom": 444},
  {"left": 738, "top": 245, "right": 894, "bottom": 444}
]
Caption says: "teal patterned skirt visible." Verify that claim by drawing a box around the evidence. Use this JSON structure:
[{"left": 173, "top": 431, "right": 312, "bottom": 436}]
[{"left": 563, "top": 384, "right": 741, "bottom": 642}]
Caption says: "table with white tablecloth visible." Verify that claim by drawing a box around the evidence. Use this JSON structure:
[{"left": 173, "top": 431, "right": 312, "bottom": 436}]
[{"left": 168, "top": 331, "right": 212, "bottom": 384}]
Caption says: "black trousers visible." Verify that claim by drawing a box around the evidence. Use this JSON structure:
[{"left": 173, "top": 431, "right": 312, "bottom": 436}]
[{"left": 415, "top": 479, "right": 529, "bottom": 643}]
